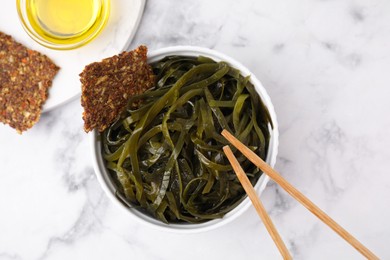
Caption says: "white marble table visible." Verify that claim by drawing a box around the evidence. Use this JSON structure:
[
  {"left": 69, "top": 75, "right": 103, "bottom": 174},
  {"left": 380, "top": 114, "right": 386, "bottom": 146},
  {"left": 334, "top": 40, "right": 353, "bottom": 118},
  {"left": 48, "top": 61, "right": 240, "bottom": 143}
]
[{"left": 1, "top": 0, "right": 389, "bottom": 259}]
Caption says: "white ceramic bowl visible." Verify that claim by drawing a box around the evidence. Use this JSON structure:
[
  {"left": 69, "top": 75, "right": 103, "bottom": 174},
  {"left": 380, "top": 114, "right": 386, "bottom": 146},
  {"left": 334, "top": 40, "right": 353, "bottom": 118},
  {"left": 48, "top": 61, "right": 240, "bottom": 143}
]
[{"left": 91, "top": 46, "right": 279, "bottom": 233}]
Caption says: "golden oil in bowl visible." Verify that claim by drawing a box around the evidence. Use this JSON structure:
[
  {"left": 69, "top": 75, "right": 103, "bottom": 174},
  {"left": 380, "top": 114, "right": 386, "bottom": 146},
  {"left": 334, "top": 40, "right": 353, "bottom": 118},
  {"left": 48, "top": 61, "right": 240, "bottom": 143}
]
[{"left": 17, "top": 0, "right": 110, "bottom": 50}]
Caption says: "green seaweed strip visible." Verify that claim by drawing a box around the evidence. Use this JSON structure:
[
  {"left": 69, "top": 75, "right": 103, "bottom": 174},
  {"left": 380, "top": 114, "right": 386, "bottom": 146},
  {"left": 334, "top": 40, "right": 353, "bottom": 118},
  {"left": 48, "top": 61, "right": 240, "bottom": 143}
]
[
  {"left": 204, "top": 87, "right": 232, "bottom": 133},
  {"left": 152, "top": 127, "right": 186, "bottom": 208},
  {"left": 233, "top": 94, "right": 249, "bottom": 131},
  {"left": 208, "top": 100, "right": 235, "bottom": 108},
  {"left": 102, "top": 55, "right": 272, "bottom": 224}
]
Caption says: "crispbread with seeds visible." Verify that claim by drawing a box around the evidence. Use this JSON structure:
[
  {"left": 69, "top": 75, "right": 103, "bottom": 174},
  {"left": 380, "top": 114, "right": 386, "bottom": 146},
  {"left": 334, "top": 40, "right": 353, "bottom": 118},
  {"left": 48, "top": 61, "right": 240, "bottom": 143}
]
[
  {"left": 0, "top": 32, "right": 59, "bottom": 133},
  {"left": 80, "top": 45, "right": 155, "bottom": 132}
]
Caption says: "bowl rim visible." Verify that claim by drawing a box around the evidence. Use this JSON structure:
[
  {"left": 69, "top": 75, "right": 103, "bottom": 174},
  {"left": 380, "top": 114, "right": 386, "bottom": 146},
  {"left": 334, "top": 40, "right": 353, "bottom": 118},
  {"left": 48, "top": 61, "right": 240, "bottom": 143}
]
[
  {"left": 16, "top": 0, "right": 110, "bottom": 50},
  {"left": 90, "top": 45, "right": 279, "bottom": 233}
]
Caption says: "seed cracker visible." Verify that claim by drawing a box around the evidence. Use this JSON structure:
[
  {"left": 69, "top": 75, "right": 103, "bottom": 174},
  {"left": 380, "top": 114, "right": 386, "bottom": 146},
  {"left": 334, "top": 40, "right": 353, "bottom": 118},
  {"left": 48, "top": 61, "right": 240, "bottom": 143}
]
[
  {"left": 0, "top": 32, "right": 59, "bottom": 133},
  {"left": 80, "top": 45, "right": 155, "bottom": 133}
]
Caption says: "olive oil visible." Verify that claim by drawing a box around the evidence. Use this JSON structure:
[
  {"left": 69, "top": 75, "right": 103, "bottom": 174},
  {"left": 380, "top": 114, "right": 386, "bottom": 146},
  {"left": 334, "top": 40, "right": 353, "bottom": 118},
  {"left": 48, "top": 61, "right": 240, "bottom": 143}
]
[{"left": 25, "top": 0, "right": 109, "bottom": 47}]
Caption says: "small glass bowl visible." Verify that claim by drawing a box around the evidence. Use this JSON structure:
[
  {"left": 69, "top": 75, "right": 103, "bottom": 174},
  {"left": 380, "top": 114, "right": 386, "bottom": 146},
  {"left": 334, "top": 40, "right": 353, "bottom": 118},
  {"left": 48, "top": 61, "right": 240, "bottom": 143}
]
[{"left": 16, "top": 0, "right": 110, "bottom": 50}]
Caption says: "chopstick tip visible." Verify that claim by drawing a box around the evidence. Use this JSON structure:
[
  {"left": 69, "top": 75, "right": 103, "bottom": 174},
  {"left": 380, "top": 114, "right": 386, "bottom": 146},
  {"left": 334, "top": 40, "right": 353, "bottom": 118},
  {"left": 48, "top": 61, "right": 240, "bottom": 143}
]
[
  {"left": 222, "top": 145, "right": 230, "bottom": 153},
  {"left": 221, "top": 129, "right": 229, "bottom": 138}
]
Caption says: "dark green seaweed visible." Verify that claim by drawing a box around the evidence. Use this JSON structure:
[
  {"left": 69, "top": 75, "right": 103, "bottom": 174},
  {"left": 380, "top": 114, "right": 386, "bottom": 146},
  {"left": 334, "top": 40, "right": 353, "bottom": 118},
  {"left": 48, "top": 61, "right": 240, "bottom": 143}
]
[{"left": 102, "top": 55, "right": 272, "bottom": 224}]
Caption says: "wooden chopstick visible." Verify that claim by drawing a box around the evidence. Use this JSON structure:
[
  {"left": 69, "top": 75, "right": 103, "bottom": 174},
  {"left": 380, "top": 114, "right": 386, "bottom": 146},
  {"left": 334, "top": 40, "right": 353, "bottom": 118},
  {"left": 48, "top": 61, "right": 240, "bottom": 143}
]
[
  {"left": 221, "top": 129, "right": 379, "bottom": 260},
  {"left": 223, "top": 146, "right": 292, "bottom": 260}
]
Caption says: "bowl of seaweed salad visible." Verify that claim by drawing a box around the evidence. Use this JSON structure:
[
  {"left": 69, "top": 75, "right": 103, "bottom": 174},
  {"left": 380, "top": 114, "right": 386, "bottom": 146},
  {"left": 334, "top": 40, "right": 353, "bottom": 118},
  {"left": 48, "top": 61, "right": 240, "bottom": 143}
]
[{"left": 91, "top": 46, "right": 279, "bottom": 233}]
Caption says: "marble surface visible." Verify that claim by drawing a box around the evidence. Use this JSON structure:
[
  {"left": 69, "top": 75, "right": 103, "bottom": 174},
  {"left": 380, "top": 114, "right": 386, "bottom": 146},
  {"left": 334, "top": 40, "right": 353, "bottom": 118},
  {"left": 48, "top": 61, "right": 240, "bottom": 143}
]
[{"left": 1, "top": 0, "right": 389, "bottom": 259}]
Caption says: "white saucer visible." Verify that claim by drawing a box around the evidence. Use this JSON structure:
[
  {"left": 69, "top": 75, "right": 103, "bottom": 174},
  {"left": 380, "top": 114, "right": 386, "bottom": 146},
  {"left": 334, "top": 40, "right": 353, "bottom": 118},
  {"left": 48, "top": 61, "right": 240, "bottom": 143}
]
[{"left": 0, "top": 0, "right": 145, "bottom": 112}]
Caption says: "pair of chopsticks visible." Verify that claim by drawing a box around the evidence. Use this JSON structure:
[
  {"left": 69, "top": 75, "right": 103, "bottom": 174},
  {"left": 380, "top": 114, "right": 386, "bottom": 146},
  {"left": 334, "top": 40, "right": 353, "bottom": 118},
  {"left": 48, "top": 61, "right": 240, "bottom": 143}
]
[{"left": 221, "top": 130, "right": 378, "bottom": 260}]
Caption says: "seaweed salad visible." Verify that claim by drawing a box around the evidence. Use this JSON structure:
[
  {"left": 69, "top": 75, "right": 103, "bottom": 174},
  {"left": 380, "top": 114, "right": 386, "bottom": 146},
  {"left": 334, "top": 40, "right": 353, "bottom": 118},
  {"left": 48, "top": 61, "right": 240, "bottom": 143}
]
[{"left": 101, "top": 55, "right": 273, "bottom": 224}]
